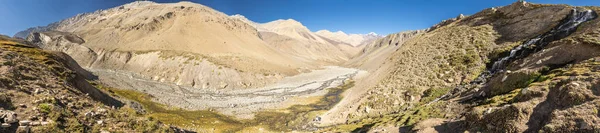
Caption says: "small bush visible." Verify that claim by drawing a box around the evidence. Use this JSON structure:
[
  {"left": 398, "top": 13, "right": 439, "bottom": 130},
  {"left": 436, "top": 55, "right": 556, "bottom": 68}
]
[{"left": 38, "top": 103, "right": 53, "bottom": 114}]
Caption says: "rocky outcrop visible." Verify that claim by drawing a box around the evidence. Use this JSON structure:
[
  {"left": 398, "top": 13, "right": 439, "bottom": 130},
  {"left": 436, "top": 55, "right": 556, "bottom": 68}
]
[{"left": 27, "top": 31, "right": 97, "bottom": 67}]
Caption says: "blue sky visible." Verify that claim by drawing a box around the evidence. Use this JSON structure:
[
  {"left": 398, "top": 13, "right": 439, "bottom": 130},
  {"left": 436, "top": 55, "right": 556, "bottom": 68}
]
[{"left": 1, "top": 0, "right": 599, "bottom": 36}]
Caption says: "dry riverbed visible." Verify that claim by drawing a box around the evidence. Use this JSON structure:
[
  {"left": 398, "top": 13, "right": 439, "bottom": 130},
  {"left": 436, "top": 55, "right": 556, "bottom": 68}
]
[{"left": 89, "top": 66, "right": 364, "bottom": 131}]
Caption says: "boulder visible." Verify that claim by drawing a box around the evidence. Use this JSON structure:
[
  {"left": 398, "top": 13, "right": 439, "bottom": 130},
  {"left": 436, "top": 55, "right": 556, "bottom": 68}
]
[
  {"left": 219, "top": 82, "right": 228, "bottom": 89},
  {"left": 3, "top": 111, "right": 18, "bottom": 123},
  {"left": 19, "top": 120, "right": 30, "bottom": 126}
]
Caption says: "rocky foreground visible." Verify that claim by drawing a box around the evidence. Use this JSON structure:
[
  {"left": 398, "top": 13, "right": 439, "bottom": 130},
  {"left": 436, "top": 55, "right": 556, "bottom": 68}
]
[{"left": 0, "top": 36, "right": 191, "bottom": 132}]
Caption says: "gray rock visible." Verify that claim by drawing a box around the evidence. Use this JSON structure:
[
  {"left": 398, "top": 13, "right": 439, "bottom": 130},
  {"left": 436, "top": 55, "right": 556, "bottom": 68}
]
[
  {"left": 19, "top": 120, "right": 30, "bottom": 126},
  {"left": 521, "top": 88, "right": 529, "bottom": 95},
  {"left": 219, "top": 82, "right": 228, "bottom": 89},
  {"left": 4, "top": 111, "right": 18, "bottom": 123},
  {"left": 97, "top": 108, "right": 108, "bottom": 114},
  {"left": 313, "top": 116, "right": 322, "bottom": 122},
  {"left": 84, "top": 111, "right": 94, "bottom": 118}
]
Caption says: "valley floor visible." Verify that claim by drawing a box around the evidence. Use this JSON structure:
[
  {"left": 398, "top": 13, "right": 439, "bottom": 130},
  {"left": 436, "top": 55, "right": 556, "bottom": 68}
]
[{"left": 90, "top": 66, "right": 365, "bottom": 119}]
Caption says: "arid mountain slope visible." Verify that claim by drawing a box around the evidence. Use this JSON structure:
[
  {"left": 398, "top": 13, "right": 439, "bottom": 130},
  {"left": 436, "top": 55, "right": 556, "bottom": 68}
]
[
  {"left": 19, "top": 1, "right": 317, "bottom": 90},
  {"left": 323, "top": 2, "right": 600, "bottom": 133},
  {"left": 232, "top": 14, "right": 358, "bottom": 64},
  {"left": 345, "top": 30, "right": 425, "bottom": 71},
  {"left": 260, "top": 19, "right": 330, "bottom": 44}
]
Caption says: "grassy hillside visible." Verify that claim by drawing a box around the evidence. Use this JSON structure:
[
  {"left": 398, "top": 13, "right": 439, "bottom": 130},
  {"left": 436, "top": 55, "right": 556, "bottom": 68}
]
[
  {"left": 325, "top": 2, "right": 600, "bottom": 132},
  {"left": 0, "top": 37, "right": 176, "bottom": 132}
]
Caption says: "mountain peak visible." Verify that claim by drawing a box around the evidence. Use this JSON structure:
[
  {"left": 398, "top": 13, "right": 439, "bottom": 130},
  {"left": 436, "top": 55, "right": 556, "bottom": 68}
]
[
  {"left": 367, "top": 32, "right": 378, "bottom": 36},
  {"left": 270, "top": 19, "right": 302, "bottom": 26},
  {"left": 315, "top": 29, "right": 383, "bottom": 46},
  {"left": 122, "top": 1, "right": 157, "bottom": 8},
  {"left": 334, "top": 31, "right": 348, "bottom": 36}
]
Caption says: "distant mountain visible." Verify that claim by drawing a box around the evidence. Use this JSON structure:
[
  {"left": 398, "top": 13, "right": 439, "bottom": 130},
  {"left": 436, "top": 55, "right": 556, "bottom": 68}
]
[
  {"left": 231, "top": 14, "right": 364, "bottom": 63},
  {"left": 315, "top": 30, "right": 383, "bottom": 46}
]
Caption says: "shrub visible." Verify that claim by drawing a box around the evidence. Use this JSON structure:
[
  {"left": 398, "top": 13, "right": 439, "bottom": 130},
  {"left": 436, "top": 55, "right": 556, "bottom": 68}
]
[{"left": 38, "top": 103, "right": 53, "bottom": 114}]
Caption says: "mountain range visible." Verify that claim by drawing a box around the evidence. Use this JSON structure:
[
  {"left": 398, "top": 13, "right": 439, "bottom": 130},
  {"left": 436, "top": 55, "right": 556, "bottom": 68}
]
[{"left": 2, "top": 1, "right": 600, "bottom": 133}]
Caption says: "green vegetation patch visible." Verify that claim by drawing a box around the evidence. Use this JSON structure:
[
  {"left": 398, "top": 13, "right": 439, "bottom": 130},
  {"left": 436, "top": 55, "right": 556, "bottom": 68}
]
[
  {"left": 480, "top": 89, "right": 521, "bottom": 108},
  {"left": 98, "top": 85, "right": 245, "bottom": 132},
  {"left": 253, "top": 81, "right": 355, "bottom": 131},
  {"left": 420, "top": 88, "right": 451, "bottom": 104},
  {"left": 38, "top": 103, "right": 53, "bottom": 114}
]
